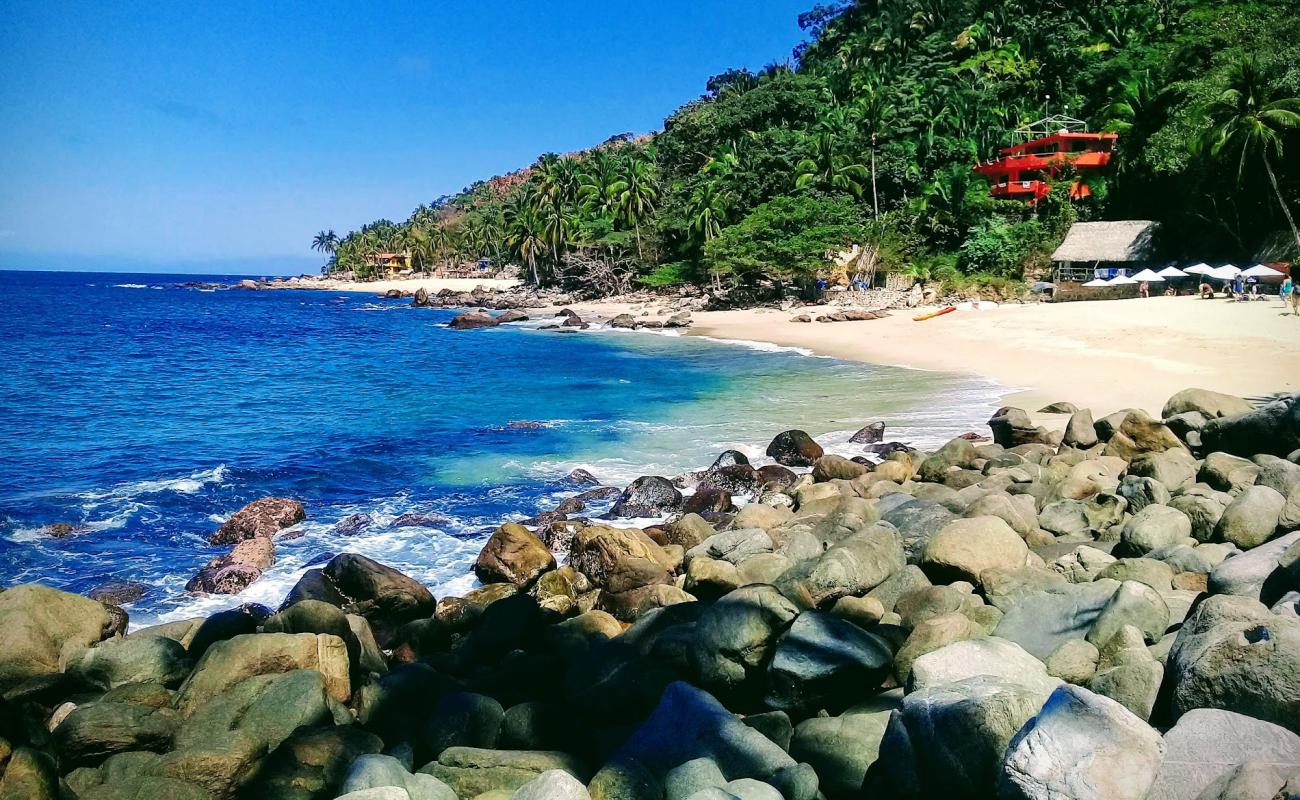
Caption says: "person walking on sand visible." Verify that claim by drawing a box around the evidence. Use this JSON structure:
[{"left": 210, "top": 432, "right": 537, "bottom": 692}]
[
  {"left": 1286, "top": 275, "right": 1300, "bottom": 316},
  {"left": 1139, "top": 281, "right": 1150, "bottom": 298}
]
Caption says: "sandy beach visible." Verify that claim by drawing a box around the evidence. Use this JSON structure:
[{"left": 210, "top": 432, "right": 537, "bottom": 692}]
[
  {"left": 315, "top": 276, "right": 1298, "bottom": 417},
  {"left": 552, "top": 294, "right": 1300, "bottom": 418}
]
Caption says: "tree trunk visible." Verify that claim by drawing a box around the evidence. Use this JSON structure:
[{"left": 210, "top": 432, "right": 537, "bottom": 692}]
[
  {"left": 870, "top": 140, "right": 880, "bottom": 217},
  {"left": 1263, "top": 151, "right": 1300, "bottom": 249}
]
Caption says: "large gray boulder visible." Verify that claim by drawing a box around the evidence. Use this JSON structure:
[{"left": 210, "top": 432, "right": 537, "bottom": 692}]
[
  {"left": 1171, "top": 489, "right": 1232, "bottom": 542},
  {"left": 880, "top": 499, "right": 958, "bottom": 562},
  {"left": 1208, "top": 530, "right": 1300, "bottom": 601},
  {"left": 0, "top": 584, "right": 113, "bottom": 691},
  {"left": 417, "top": 692, "right": 505, "bottom": 764},
  {"left": 1117, "top": 505, "right": 1192, "bottom": 557},
  {"left": 908, "top": 637, "right": 1061, "bottom": 697},
  {"left": 513, "top": 770, "right": 591, "bottom": 800},
  {"left": 789, "top": 707, "right": 892, "bottom": 799},
  {"left": 53, "top": 702, "right": 179, "bottom": 768},
  {"left": 474, "top": 523, "right": 556, "bottom": 588},
  {"left": 765, "top": 431, "right": 824, "bottom": 468},
  {"left": 1086, "top": 580, "right": 1170, "bottom": 647},
  {"left": 919, "top": 517, "right": 1028, "bottom": 585},
  {"left": 764, "top": 610, "right": 892, "bottom": 713},
  {"left": 175, "top": 632, "right": 351, "bottom": 714},
  {"left": 1167, "top": 594, "right": 1300, "bottom": 733},
  {"left": 65, "top": 635, "right": 191, "bottom": 690},
  {"left": 1200, "top": 393, "right": 1300, "bottom": 457},
  {"left": 774, "top": 525, "right": 904, "bottom": 609},
  {"left": 611, "top": 682, "right": 798, "bottom": 784},
  {"left": 340, "top": 753, "right": 457, "bottom": 800},
  {"left": 1163, "top": 388, "right": 1254, "bottom": 420},
  {"left": 872, "top": 675, "right": 1054, "bottom": 798},
  {"left": 998, "top": 684, "right": 1165, "bottom": 800},
  {"left": 993, "top": 580, "right": 1120, "bottom": 660},
  {"left": 1147, "top": 709, "right": 1300, "bottom": 800},
  {"left": 1199, "top": 452, "right": 1260, "bottom": 495},
  {"left": 690, "top": 585, "right": 800, "bottom": 702},
  {"left": 1086, "top": 625, "right": 1163, "bottom": 720},
  {"left": 1213, "top": 485, "right": 1286, "bottom": 549},
  {"left": 418, "top": 748, "right": 588, "bottom": 798}
]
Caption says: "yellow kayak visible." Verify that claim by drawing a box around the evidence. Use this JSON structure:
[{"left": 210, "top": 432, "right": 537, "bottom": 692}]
[{"left": 913, "top": 306, "right": 956, "bottom": 321}]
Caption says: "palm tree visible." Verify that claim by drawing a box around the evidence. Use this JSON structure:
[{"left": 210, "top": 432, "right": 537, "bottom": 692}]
[
  {"left": 1203, "top": 58, "right": 1300, "bottom": 247},
  {"left": 311, "top": 230, "right": 339, "bottom": 256},
  {"left": 611, "top": 155, "right": 659, "bottom": 260},
  {"left": 505, "top": 201, "right": 547, "bottom": 286},
  {"left": 795, "top": 132, "right": 869, "bottom": 199}
]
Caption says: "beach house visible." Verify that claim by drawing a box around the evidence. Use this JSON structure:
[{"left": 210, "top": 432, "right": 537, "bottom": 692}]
[
  {"left": 1050, "top": 220, "right": 1159, "bottom": 301},
  {"left": 972, "top": 114, "right": 1116, "bottom": 203}
]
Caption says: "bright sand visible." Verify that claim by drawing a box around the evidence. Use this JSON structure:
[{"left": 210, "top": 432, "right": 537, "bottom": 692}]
[
  {"left": 684, "top": 295, "right": 1300, "bottom": 417},
  {"left": 320, "top": 276, "right": 1299, "bottom": 419}
]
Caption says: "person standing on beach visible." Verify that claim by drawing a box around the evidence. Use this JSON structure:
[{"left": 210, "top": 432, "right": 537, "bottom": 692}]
[{"left": 1139, "top": 281, "right": 1150, "bottom": 298}]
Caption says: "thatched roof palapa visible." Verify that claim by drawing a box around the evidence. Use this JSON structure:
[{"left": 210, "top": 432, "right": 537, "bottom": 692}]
[{"left": 1051, "top": 221, "right": 1157, "bottom": 263}]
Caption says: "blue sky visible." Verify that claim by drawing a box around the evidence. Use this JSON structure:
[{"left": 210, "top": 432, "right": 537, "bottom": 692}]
[{"left": 0, "top": 1, "right": 811, "bottom": 274}]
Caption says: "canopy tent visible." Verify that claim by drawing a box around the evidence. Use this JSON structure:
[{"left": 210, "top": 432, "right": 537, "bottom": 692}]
[
  {"left": 1211, "top": 265, "right": 1241, "bottom": 280},
  {"left": 1185, "top": 263, "right": 1214, "bottom": 275},
  {"left": 1107, "top": 275, "right": 1138, "bottom": 285},
  {"left": 1157, "top": 266, "right": 1189, "bottom": 278},
  {"left": 1131, "top": 268, "right": 1165, "bottom": 282},
  {"left": 1082, "top": 278, "right": 1110, "bottom": 287},
  {"left": 1242, "top": 264, "right": 1284, "bottom": 278}
]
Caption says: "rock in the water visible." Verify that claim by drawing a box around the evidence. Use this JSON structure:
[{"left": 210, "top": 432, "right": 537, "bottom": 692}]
[
  {"left": 186, "top": 536, "right": 276, "bottom": 594},
  {"left": 448, "top": 312, "right": 502, "bottom": 330},
  {"left": 849, "top": 422, "right": 885, "bottom": 445},
  {"left": 209, "top": 497, "right": 305, "bottom": 545},
  {"left": 811, "top": 455, "right": 867, "bottom": 482},
  {"left": 285, "top": 553, "right": 436, "bottom": 647},
  {"left": 610, "top": 476, "right": 684, "bottom": 518},
  {"left": 0, "top": 584, "right": 113, "bottom": 692},
  {"left": 764, "top": 610, "right": 892, "bottom": 713},
  {"left": 1147, "top": 708, "right": 1300, "bottom": 800},
  {"left": 765, "top": 431, "right": 824, "bottom": 468},
  {"left": 998, "top": 684, "right": 1165, "bottom": 800},
  {"left": 474, "top": 523, "right": 556, "bottom": 588},
  {"left": 87, "top": 580, "right": 149, "bottom": 605}
]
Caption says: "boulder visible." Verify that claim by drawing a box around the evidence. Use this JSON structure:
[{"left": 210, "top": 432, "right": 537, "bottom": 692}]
[
  {"left": 1207, "top": 529, "right": 1300, "bottom": 600},
  {"left": 175, "top": 632, "right": 351, "bottom": 714},
  {"left": 1163, "top": 388, "right": 1255, "bottom": 421},
  {"left": 1147, "top": 709, "right": 1300, "bottom": 800},
  {"left": 514, "top": 770, "right": 591, "bottom": 800},
  {"left": 1200, "top": 393, "right": 1300, "bottom": 457},
  {"left": 1255, "top": 453, "right": 1300, "bottom": 497},
  {"left": 998, "top": 684, "right": 1165, "bottom": 800},
  {"left": 764, "top": 610, "right": 892, "bottom": 713},
  {"left": 993, "top": 580, "right": 1119, "bottom": 660},
  {"left": 811, "top": 456, "right": 867, "bottom": 482},
  {"left": 417, "top": 692, "right": 504, "bottom": 764},
  {"left": 474, "top": 524, "right": 556, "bottom": 588},
  {"left": 1049, "top": 545, "right": 1117, "bottom": 583},
  {"left": 448, "top": 312, "right": 502, "bottom": 330},
  {"left": 1116, "top": 476, "right": 1171, "bottom": 515},
  {"left": 241, "top": 725, "right": 384, "bottom": 799},
  {"left": 419, "top": 748, "right": 588, "bottom": 798},
  {"left": 570, "top": 526, "right": 673, "bottom": 593},
  {"left": 1086, "top": 580, "right": 1170, "bottom": 647},
  {"left": 1200, "top": 452, "right": 1261, "bottom": 494},
  {"left": 65, "top": 635, "right": 191, "bottom": 690},
  {"left": 209, "top": 497, "right": 305, "bottom": 545},
  {"left": 881, "top": 499, "right": 958, "bottom": 562},
  {"left": 919, "top": 517, "right": 1029, "bottom": 586},
  {"left": 1063, "top": 409, "right": 1099, "bottom": 449},
  {"left": 1129, "top": 448, "right": 1199, "bottom": 493},
  {"left": 849, "top": 422, "right": 886, "bottom": 445},
  {"left": 1213, "top": 485, "right": 1285, "bottom": 549},
  {"left": 341, "top": 753, "right": 457, "bottom": 800},
  {"left": 0, "top": 584, "right": 113, "bottom": 692},
  {"left": 87, "top": 580, "right": 149, "bottom": 606},
  {"left": 873, "top": 675, "right": 1053, "bottom": 798},
  {"left": 0, "top": 749, "right": 58, "bottom": 800},
  {"left": 691, "top": 585, "right": 800, "bottom": 702},
  {"left": 1117, "top": 505, "right": 1192, "bottom": 557},
  {"left": 1167, "top": 594, "right": 1300, "bottom": 732},
  {"left": 683, "top": 487, "right": 736, "bottom": 515},
  {"left": 894, "top": 612, "right": 985, "bottom": 685},
  {"left": 765, "top": 431, "right": 824, "bottom": 468},
  {"left": 908, "top": 637, "right": 1061, "bottom": 696},
  {"left": 1170, "top": 491, "right": 1231, "bottom": 542},
  {"left": 611, "top": 682, "right": 796, "bottom": 784},
  {"left": 988, "top": 408, "right": 1051, "bottom": 448},
  {"left": 687, "top": 529, "right": 773, "bottom": 566},
  {"left": 1102, "top": 410, "right": 1185, "bottom": 461},
  {"left": 610, "top": 477, "right": 684, "bottom": 518},
  {"left": 53, "top": 701, "right": 178, "bottom": 767},
  {"left": 1044, "top": 639, "right": 1100, "bottom": 684},
  {"left": 186, "top": 536, "right": 275, "bottom": 594},
  {"left": 290, "top": 553, "right": 436, "bottom": 647},
  {"left": 775, "top": 525, "right": 903, "bottom": 609},
  {"left": 1087, "top": 625, "right": 1163, "bottom": 720},
  {"left": 790, "top": 707, "right": 892, "bottom": 799}
]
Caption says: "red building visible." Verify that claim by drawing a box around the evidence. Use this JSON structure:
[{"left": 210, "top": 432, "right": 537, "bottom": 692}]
[{"left": 973, "top": 117, "right": 1117, "bottom": 203}]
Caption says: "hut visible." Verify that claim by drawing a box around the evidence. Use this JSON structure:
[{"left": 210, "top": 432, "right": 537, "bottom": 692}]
[{"left": 1050, "top": 220, "right": 1158, "bottom": 302}]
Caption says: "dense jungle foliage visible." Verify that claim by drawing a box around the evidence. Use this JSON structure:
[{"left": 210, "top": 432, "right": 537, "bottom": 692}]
[{"left": 315, "top": 0, "right": 1300, "bottom": 293}]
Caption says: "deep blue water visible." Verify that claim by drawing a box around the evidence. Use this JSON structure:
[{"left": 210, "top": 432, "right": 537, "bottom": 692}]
[{"left": 0, "top": 270, "right": 1002, "bottom": 625}]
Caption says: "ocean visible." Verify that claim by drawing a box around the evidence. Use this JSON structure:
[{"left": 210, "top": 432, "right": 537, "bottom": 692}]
[{"left": 0, "top": 270, "right": 1004, "bottom": 626}]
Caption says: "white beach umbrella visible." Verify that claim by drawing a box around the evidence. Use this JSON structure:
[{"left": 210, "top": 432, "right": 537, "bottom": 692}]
[
  {"left": 1213, "top": 264, "right": 1241, "bottom": 279},
  {"left": 1082, "top": 278, "right": 1109, "bottom": 287},
  {"left": 1157, "top": 266, "right": 1188, "bottom": 278},
  {"left": 1184, "top": 263, "right": 1213, "bottom": 275},
  {"left": 1242, "top": 264, "right": 1284, "bottom": 278},
  {"left": 1131, "top": 268, "right": 1165, "bottom": 282},
  {"left": 1107, "top": 275, "right": 1138, "bottom": 285}
]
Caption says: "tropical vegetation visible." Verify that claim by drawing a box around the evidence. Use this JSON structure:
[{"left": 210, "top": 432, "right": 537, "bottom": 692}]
[{"left": 316, "top": 0, "right": 1300, "bottom": 294}]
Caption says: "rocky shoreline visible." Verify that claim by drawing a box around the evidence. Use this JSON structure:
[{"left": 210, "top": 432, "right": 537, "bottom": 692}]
[{"left": 3, "top": 388, "right": 1300, "bottom": 800}]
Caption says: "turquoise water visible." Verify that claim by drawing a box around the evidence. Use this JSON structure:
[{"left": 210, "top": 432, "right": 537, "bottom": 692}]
[{"left": 0, "top": 270, "right": 1003, "bottom": 625}]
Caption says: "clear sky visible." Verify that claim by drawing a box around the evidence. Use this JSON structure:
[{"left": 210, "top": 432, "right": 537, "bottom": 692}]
[{"left": 0, "top": 1, "right": 812, "bottom": 274}]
